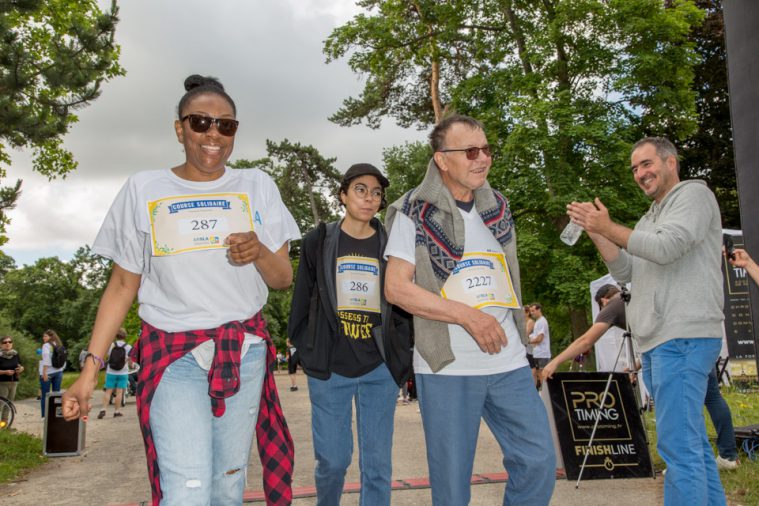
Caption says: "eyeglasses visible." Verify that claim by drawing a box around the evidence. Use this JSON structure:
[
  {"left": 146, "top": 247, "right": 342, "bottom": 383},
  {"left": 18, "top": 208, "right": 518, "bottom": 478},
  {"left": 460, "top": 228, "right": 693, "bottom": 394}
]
[
  {"left": 438, "top": 145, "right": 492, "bottom": 160},
  {"left": 352, "top": 183, "right": 383, "bottom": 201},
  {"left": 181, "top": 114, "right": 239, "bottom": 137},
  {"left": 1, "top": 340, "right": 11, "bottom": 344}
]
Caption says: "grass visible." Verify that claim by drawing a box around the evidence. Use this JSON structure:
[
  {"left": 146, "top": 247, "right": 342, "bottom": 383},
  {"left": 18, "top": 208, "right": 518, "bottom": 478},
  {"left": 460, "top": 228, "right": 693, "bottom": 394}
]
[
  {"left": 643, "top": 383, "right": 759, "bottom": 506},
  {"left": 0, "top": 430, "right": 47, "bottom": 484},
  {"left": 61, "top": 370, "right": 106, "bottom": 391}
]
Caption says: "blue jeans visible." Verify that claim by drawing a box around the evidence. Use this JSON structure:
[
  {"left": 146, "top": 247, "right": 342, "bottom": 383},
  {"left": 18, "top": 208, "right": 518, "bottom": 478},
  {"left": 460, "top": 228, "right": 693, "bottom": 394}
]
[
  {"left": 416, "top": 366, "right": 555, "bottom": 506},
  {"left": 149, "top": 343, "right": 266, "bottom": 506},
  {"left": 642, "top": 338, "right": 726, "bottom": 506},
  {"left": 705, "top": 368, "right": 737, "bottom": 460},
  {"left": 307, "top": 363, "right": 398, "bottom": 506},
  {"left": 40, "top": 371, "right": 63, "bottom": 417}
]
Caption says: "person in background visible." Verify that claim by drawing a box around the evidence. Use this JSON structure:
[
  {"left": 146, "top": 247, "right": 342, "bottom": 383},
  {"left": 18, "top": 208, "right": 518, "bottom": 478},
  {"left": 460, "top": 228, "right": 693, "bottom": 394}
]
[
  {"left": 286, "top": 338, "right": 299, "bottom": 392},
  {"left": 97, "top": 328, "right": 132, "bottom": 419},
  {"left": 62, "top": 74, "right": 299, "bottom": 506},
  {"left": 0, "top": 335, "right": 24, "bottom": 425},
  {"left": 40, "top": 329, "right": 65, "bottom": 418},
  {"left": 528, "top": 303, "right": 550, "bottom": 386},
  {"left": 524, "top": 305, "right": 538, "bottom": 387},
  {"left": 541, "top": 285, "right": 624, "bottom": 380}
]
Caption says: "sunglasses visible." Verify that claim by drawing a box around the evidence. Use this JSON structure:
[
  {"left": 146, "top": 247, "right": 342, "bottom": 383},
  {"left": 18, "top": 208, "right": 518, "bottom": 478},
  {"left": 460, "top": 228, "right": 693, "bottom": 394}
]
[
  {"left": 438, "top": 145, "right": 492, "bottom": 160},
  {"left": 1, "top": 340, "right": 11, "bottom": 344},
  {"left": 181, "top": 114, "right": 239, "bottom": 137}
]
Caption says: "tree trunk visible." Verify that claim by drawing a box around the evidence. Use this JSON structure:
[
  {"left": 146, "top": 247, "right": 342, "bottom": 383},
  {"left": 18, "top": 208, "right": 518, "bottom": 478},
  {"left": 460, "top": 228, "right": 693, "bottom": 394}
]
[
  {"left": 299, "top": 162, "right": 320, "bottom": 225},
  {"left": 569, "top": 306, "right": 590, "bottom": 339},
  {"left": 410, "top": 0, "right": 443, "bottom": 122}
]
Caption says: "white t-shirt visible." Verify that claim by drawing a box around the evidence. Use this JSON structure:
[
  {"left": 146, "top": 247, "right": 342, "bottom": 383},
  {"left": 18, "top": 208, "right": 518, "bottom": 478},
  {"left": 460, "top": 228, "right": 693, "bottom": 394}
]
[
  {"left": 531, "top": 316, "right": 551, "bottom": 359},
  {"left": 385, "top": 207, "right": 528, "bottom": 376},
  {"left": 92, "top": 167, "right": 300, "bottom": 369},
  {"left": 106, "top": 340, "right": 133, "bottom": 375},
  {"left": 41, "top": 343, "right": 65, "bottom": 374}
]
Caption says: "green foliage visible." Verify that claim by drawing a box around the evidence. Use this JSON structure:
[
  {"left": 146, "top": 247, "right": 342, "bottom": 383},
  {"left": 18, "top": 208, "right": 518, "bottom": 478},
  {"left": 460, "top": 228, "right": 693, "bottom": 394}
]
[
  {"left": 330, "top": 0, "right": 704, "bottom": 340},
  {"left": 382, "top": 141, "right": 431, "bottom": 207},
  {"left": 232, "top": 140, "right": 341, "bottom": 238},
  {"left": 0, "top": 256, "right": 80, "bottom": 338},
  {"left": 324, "top": 0, "right": 472, "bottom": 128},
  {"left": 0, "top": 246, "right": 121, "bottom": 370},
  {"left": 262, "top": 279, "right": 294, "bottom": 354},
  {"left": 0, "top": 429, "right": 46, "bottom": 484},
  {"left": 0, "top": 0, "right": 124, "bottom": 243},
  {"left": 665, "top": 1, "right": 738, "bottom": 228}
]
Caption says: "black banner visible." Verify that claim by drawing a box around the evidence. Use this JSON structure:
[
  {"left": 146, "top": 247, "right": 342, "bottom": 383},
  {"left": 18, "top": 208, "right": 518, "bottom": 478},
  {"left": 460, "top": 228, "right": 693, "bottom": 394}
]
[
  {"left": 546, "top": 372, "right": 653, "bottom": 480},
  {"left": 722, "top": 232, "right": 758, "bottom": 377},
  {"left": 724, "top": 1, "right": 759, "bottom": 377}
]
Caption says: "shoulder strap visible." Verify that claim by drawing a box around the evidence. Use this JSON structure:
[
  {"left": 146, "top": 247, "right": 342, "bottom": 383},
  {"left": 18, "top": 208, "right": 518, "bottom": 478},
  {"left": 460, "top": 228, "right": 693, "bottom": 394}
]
[{"left": 306, "top": 222, "right": 327, "bottom": 339}]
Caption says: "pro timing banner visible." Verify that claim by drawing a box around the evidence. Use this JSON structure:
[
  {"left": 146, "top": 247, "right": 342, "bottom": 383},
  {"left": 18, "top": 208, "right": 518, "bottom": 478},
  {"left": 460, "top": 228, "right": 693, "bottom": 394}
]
[{"left": 546, "top": 372, "right": 653, "bottom": 480}]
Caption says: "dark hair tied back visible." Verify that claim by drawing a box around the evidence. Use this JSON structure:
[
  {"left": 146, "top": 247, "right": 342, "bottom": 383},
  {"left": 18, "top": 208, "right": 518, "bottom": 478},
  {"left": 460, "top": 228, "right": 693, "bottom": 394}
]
[{"left": 177, "top": 74, "right": 237, "bottom": 118}]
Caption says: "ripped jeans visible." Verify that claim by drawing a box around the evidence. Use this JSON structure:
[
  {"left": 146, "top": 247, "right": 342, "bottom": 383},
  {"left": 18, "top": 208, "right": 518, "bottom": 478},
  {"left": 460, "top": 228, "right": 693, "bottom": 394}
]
[{"left": 150, "top": 343, "right": 266, "bottom": 505}]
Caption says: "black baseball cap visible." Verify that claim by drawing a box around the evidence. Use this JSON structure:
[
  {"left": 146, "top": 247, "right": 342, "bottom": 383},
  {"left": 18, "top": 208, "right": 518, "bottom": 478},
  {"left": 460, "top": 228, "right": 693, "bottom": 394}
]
[{"left": 341, "top": 163, "right": 390, "bottom": 188}]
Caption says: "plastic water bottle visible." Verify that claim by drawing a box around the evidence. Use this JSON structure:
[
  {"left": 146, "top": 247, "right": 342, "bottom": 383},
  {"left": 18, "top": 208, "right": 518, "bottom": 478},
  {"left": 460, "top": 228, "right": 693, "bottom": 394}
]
[{"left": 560, "top": 221, "right": 583, "bottom": 246}]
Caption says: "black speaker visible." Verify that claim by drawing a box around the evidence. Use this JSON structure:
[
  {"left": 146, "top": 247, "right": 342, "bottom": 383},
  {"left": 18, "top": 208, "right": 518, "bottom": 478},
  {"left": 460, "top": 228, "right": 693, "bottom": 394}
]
[{"left": 42, "top": 392, "right": 86, "bottom": 457}]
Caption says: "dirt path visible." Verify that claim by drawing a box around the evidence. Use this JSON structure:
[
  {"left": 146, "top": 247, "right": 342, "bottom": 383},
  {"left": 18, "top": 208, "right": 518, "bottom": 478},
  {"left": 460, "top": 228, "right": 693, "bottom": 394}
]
[{"left": 1, "top": 372, "right": 663, "bottom": 505}]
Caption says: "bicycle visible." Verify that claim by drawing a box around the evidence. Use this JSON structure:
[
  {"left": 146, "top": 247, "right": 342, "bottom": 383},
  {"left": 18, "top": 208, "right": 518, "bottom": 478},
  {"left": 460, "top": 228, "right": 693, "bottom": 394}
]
[{"left": 0, "top": 395, "right": 16, "bottom": 430}]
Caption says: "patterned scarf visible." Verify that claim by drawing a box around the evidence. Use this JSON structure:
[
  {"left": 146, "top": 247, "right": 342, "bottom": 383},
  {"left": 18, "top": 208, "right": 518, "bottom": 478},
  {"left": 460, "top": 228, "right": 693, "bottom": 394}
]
[
  {"left": 400, "top": 188, "right": 513, "bottom": 283},
  {"left": 130, "top": 312, "right": 293, "bottom": 505}
]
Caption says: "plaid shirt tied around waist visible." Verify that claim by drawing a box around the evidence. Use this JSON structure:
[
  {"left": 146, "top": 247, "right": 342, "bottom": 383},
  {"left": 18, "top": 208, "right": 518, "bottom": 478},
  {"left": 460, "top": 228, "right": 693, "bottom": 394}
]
[{"left": 130, "top": 312, "right": 294, "bottom": 505}]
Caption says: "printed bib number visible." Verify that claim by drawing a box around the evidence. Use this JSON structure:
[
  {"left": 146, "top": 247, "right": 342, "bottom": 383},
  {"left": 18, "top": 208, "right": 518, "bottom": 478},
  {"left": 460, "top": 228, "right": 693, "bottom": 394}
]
[
  {"left": 336, "top": 256, "right": 381, "bottom": 313},
  {"left": 148, "top": 193, "right": 254, "bottom": 256},
  {"left": 441, "top": 252, "right": 520, "bottom": 309}
]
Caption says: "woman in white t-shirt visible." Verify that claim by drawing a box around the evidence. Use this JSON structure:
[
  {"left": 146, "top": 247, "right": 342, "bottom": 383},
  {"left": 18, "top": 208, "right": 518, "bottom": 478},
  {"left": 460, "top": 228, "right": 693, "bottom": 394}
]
[
  {"left": 62, "top": 75, "right": 299, "bottom": 505},
  {"left": 40, "top": 329, "right": 65, "bottom": 417}
]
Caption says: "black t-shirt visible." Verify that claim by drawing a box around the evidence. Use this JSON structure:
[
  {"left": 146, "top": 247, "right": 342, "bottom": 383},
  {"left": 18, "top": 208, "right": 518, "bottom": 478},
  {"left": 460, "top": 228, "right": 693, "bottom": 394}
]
[
  {"left": 595, "top": 294, "right": 627, "bottom": 329},
  {"left": 330, "top": 229, "right": 383, "bottom": 377},
  {"left": 0, "top": 354, "right": 21, "bottom": 382}
]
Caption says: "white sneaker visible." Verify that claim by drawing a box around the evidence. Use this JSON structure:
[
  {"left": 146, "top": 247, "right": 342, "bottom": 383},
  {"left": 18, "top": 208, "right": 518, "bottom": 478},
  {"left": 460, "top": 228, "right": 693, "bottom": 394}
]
[{"left": 715, "top": 455, "right": 738, "bottom": 470}]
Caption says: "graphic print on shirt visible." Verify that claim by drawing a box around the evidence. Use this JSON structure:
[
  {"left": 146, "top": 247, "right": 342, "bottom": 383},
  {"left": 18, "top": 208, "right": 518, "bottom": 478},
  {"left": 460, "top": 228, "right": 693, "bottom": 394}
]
[
  {"left": 147, "top": 192, "right": 254, "bottom": 256},
  {"left": 332, "top": 230, "right": 383, "bottom": 377}
]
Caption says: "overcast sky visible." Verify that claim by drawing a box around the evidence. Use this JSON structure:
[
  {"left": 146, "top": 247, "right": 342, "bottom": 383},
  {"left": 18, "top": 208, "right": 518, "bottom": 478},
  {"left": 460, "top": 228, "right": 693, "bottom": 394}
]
[{"left": 3, "top": 0, "right": 427, "bottom": 266}]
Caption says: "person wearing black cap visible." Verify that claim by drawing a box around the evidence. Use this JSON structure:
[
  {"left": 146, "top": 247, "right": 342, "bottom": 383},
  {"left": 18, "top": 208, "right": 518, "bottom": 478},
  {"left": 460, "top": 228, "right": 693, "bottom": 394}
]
[{"left": 288, "top": 163, "right": 412, "bottom": 506}]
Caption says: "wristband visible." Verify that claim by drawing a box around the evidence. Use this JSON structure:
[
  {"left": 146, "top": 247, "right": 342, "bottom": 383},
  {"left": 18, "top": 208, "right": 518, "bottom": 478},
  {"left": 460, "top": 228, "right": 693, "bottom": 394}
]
[{"left": 84, "top": 352, "right": 105, "bottom": 370}]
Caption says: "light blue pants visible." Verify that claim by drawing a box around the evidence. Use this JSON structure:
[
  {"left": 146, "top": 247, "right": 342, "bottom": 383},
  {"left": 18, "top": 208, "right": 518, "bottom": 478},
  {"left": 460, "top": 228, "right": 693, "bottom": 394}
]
[
  {"left": 416, "top": 366, "right": 555, "bottom": 506},
  {"left": 307, "top": 364, "right": 398, "bottom": 506},
  {"left": 150, "top": 343, "right": 266, "bottom": 506},
  {"left": 642, "top": 338, "right": 726, "bottom": 506}
]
